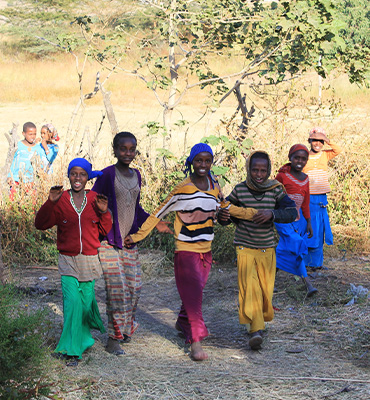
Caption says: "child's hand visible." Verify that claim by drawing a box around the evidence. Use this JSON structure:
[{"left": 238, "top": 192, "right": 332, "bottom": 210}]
[
  {"left": 253, "top": 210, "right": 273, "bottom": 224},
  {"left": 307, "top": 221, "right": 314, "bottom": 238},
  {"left": 49, "top": 186, "right": 63, "bottom": 203},
  {"left": 35, "top": 138, "right": 41, "bottom": 143},
  {"left": 218, "top": 208, "right": 230, "bottom": 222},
  {"left": 155, "top": 221, "right": 174, "bottom": 234},
  {"left": 124, "top": 235, "right": 135, "bottom": 248},
  {"left": 95, "top": 194, "right": 108, "bottom": 213}
]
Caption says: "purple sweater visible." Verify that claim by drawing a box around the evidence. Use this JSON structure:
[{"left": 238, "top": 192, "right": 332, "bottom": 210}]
[{"left": 92, "top": 165, "right": 150, "bottom": 249}]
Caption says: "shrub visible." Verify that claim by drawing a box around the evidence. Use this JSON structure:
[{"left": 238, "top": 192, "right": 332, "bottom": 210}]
[{"left": 0, "top": 285, "right": 52, "bottom": 399}]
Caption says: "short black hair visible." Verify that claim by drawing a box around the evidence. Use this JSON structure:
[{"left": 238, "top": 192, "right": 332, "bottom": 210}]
[
  {"left": 113, "top": 131, "right": 137, "bottom": 149},
  {"left": 23, "top": 122, "right": 36, "bottom": 132}
]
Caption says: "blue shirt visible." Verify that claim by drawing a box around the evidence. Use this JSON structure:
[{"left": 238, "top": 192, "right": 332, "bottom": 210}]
[{"left": 9, "top": 141, "right": 45, "bottom": 182}]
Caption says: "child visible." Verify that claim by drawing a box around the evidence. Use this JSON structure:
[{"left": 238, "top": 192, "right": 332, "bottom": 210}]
[
  {"left": 7, "top": 122, "right": 45, "bottom": 186},
  {"left": 227, "top": 151, "right": 297, "bottom": 350},
  {"left": 275, "top": 144, "right": 317, "bottom": 296},
  {"left": 124, "top": 143, "right": 258, "bottom": 361},
  {"left": 92, "top": 131, "right": 172, "bottom": 356},
  {"left": 40, "top": 123, "right": 59, "bottom": 173},
  {"left": 303, "top": 127, "right": 342, "bottom": 270},
  {"left": 35, "top": 158, "right": 112, "bottom": 366}
]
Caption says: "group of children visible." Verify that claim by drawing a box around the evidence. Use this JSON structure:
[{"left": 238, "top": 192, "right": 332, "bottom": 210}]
[
  {"left": 7, "top": 121, "right": 59, "bottom": 191},
  {"left": 33, "top": 127, "right": 341, "bottom": 365}
]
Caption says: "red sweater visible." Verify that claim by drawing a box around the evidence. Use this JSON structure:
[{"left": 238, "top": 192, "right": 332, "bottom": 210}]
[
  {"left": 35, "top": 190, "right": 112, "bottom": 256},
  {"left": 276, "top": 172, "right": 310, "bottom": 220}
]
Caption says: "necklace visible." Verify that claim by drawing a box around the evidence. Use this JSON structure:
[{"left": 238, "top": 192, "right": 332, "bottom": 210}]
[{"left": 70, "top": 191, "right": 87, "bottom": 214}]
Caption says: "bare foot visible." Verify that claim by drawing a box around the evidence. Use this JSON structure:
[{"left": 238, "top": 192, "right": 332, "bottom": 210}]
[{"left": 190, "top": 341, "right": 208, "bottom": 361}]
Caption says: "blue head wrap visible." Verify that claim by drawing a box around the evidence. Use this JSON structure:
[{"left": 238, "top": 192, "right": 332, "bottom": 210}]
[
  {"left": 67, "top": 158, "right": 103, "bottom": 180},
  {"left": 184, "top": 143, "right": 214, "bottom": 176}
]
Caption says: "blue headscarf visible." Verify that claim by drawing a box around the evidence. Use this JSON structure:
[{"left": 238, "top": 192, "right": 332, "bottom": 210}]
[
  {"left": 184, "top": 143, "right": 214, "bottom": 176},
  {"left": 67, "top": 158, "right": 103, "bottom": 180}
]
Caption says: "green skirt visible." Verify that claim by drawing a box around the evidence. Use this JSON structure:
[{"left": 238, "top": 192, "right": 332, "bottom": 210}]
[{"left": 55, "top": 275, "right": 106, "bottom": 359}]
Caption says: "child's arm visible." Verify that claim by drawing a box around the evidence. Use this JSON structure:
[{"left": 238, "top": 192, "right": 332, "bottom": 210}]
[
  {"left": 95, "top": 193, "right": 113, "bottom": 236},
  {"left": 34, "top": 186, "right": 63, "bottom": 230},
  {"left": 221, "top": 201, "right": 258, "bottom": 221},
  {"left": 271, "top": 194, "right": 297, "bottom": 223},
  {"left": 325, "top": 140, "right": 342, "bottom": 161}
]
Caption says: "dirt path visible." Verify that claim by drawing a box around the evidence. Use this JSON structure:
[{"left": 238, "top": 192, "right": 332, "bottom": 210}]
[{"left": 17, "top": 254, "right": 369, "bottom": 399}]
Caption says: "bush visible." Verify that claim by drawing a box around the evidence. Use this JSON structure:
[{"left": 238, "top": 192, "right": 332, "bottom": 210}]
[
  {"left": 0, "top": 181, "right": 58, "bottom": 266},
  {"left": 0, "top": 285, "right": 52, "bottom": 399}
]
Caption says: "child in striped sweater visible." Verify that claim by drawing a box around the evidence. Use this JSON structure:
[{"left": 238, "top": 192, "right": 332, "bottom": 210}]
[
  {"left": 303, "top": 127, "right": 342, "bottom": 270},
  {"left": 124, "top": 143, "right": 258, "bottom": 361},
  {"left": 227, "top": 151, "right": 297, "bottom": 350}
]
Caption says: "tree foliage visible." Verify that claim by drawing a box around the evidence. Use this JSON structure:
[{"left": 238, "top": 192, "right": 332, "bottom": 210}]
[{"left": 63, "top": 0, "right": 368, "bottom": 128}]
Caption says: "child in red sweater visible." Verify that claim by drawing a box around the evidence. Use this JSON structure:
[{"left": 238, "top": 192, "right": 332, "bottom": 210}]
[{"left": 35, "top": 158, "right": 112, "bottom": 366}]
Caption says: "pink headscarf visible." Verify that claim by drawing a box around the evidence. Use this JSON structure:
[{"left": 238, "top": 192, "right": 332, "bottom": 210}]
[{"left": 308, "top": 127, "right": 328, "bottom": 142}]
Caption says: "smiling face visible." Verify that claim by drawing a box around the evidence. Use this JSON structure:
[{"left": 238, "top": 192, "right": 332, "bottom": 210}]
[
  {"left": 289, "top": 150, "right": 308, "bottom": 172},
  {"left": 250, "top": 157, "right": 269, "bottom": 184},
  {"left": 192, "top": 152, "right": 213, "bottom": 178},
  {"left": 22, "top": 127, "right": 37, "bottom": 145},
  {"left": 69, "top": 166, "right": 88, "bottom": 193},
  {"left": 41, "top": 127, "right": 52, "bottom": 142},
  {"left": 309, "top": 139, "right": 324, "bottom": 153},
  {"left": 114, "top": 137, "right": 137, "bottom": 167}
]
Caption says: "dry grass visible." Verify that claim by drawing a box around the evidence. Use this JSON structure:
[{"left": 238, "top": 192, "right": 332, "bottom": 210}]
[{"left": 13, "top": 255, "right": 370, "bottom": 399}]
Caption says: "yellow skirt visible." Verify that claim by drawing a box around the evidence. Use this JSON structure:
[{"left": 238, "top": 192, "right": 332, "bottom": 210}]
[{"left": 236, "top": 246, "right": 276, "bottom": 333}]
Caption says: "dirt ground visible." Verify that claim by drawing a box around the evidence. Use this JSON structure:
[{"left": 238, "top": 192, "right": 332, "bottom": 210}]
[{"left": 14, "top": 252, "right": 369, "bottom": 400}]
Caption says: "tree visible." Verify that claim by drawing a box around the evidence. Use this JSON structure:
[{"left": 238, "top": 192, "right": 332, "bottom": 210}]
[{"left": 67, "top": 0, "right": 367, "bottom": 132}]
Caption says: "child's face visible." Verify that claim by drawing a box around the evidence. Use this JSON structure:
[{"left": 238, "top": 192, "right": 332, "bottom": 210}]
[
  {"left": 114, "top": 138, "right": 137, "bottom": 166},
  {"left": 309, "top": 139, "right": 324, "bottom": 153},
  {"left": 41, "top": 127, "right": 52, "bottom": 142},
  {"left": 290, "top": 150, "right": 308, "bottom": 172},
  {"left": 69, "top": 167, "right": 88, "bottom": 192},
  {"left": 192, "top": 152, "right": 213, "bottom": 178},
  {"left": 250, "top": 158, "right": 268, "bottom": 184},
  {"left": 23, "top": 127, "right": 37, "bottom": 145}
]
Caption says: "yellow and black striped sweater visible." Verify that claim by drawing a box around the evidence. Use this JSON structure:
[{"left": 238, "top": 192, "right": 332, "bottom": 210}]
[{"left": 130, "top": 177, "right": 257, "bottom": 253}]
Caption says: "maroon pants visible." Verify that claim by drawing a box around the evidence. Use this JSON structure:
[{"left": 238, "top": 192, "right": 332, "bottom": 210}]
[{"left": 174, "top": 250, "right": 212, "bottom": 344}]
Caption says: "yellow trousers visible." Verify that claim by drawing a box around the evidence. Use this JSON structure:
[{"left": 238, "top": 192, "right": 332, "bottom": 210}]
[{"left": 236, "top": 246, "right": 276, "bottom": 333}]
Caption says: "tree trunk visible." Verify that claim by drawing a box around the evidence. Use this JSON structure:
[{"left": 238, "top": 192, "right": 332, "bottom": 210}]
[
  {"left": 2, "top": 123, "right": 19, "bottom": 184},
  {"left": 100, "top": 84, "right": 119, "bottom": 136}
]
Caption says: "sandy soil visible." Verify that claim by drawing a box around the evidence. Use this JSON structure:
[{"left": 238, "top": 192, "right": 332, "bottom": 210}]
[{"left": 15, "top": 253, "right": 370, "bottom": 399}]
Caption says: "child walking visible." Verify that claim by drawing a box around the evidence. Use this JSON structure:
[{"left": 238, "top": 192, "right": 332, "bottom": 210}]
[
  {"left": 303, "top": 127, "right": 342, "bottom": 269},
  {"left": 40, "top": 123, "right": 60, "bottom": 173},
  {"left": 227, "top": 151, "right": 297, "bottom": 350},
  {"left": 8, "top": 122, "right": 45, "bottom": 187},
  {"left": 92, "top": 131, "right": 172, "bottom": 356},
  {"left": 35, "top": 158, "right": 112, "bottom": 366},
  {"left": 125, "top": 143, "right": 258, "bottom": 361},
  {"left": 275, "top": 144, "right": 317, "bottom": 296}
]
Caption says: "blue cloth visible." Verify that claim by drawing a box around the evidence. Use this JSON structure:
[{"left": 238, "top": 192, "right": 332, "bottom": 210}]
[
  {"left": 303, "top": 194, "right": 333, "bottom": 268},
  {"left": 68, "top": 158, "right": 102, "bottom": 180},
  {"left": 275, "top": 209, "right": 308, "bottom": 278},
  {"left": 41, "top": 143, "right": 59, "bottom": 173},
  {"left": 8, "top": 141, "right": 45, "bottom": 183}
]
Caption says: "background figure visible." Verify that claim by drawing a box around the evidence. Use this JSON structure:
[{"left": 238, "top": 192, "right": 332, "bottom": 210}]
[
  {"left": 35, "top": 158, "right": 111, "bottom": 366},
  {"left": 125, "top": 143, "right": 257, "bottom": 361},
  {"left": 275, "top": 144, "right": 317, "bottom": 296},
  {"left": 227, "top": 151, "right": 297, "bottom": 350},
  {"left": 40, "top": 123, "right": 59, "bottom": 173},
  {"left": 303, "top": 127, "right": 342, "bottom": 270},
  {"left": 7, "top": 121, "right": 45, "bottom": 190},
  {"left": 92, "top": 131, "right": 171, "bottom": 356}
]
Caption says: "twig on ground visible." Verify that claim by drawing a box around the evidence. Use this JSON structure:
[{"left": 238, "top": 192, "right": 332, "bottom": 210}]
[{"left": 321, "top": 385, "right": 351, "bottom": 398}]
